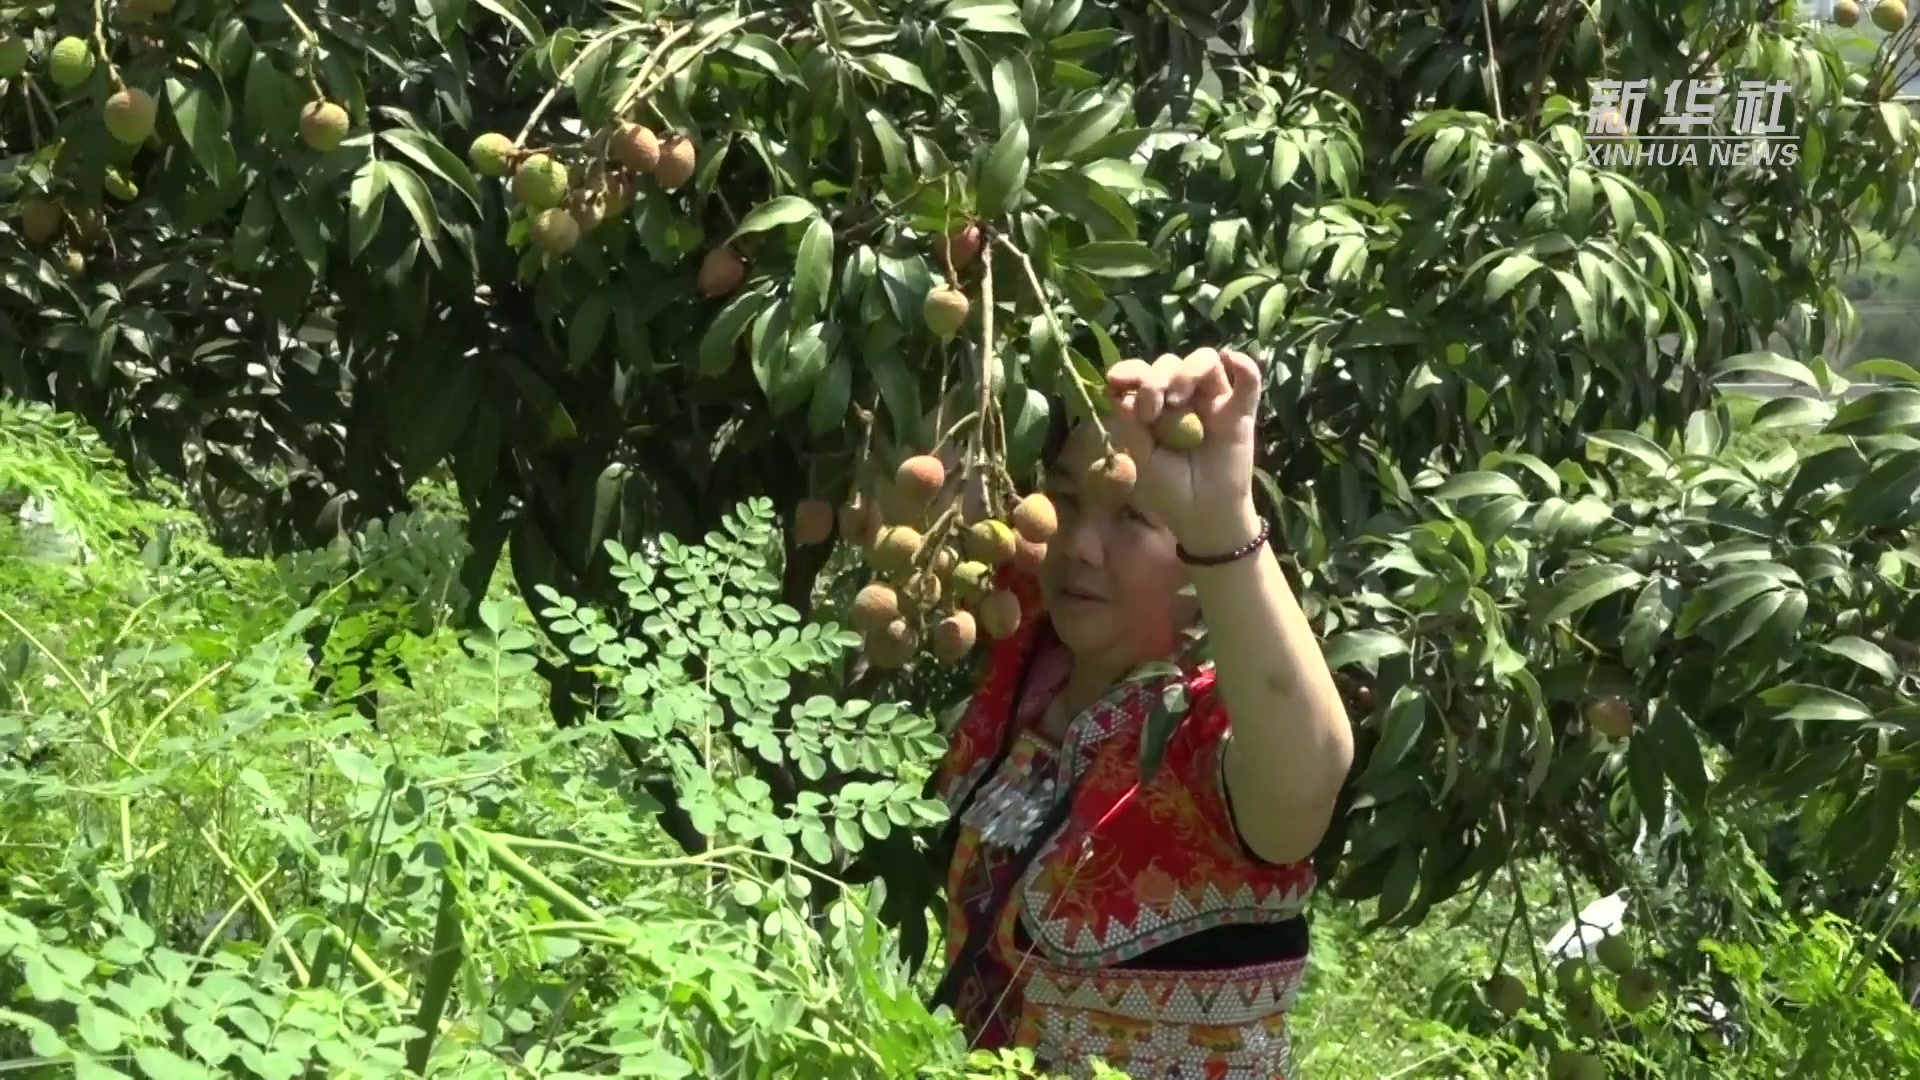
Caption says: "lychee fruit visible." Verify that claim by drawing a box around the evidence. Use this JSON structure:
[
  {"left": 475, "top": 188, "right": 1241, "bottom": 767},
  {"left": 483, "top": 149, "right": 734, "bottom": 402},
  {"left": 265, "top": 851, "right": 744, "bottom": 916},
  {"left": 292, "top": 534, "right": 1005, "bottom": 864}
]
[
  {"left": 0, "top": 34, "right": 27, "bottom": 79},
  {"left": 839, "top": 498, "right": 880, "bottom": 548},
  {"left": 1547, "top": 1050, "right": 1604, "bottom": 1080},
  {"left": 1010, "top": 493, "right": 1058, "bottom": 544},
  {"left": 978, "top": 589, "right": 1022, "bottom": 640},
  {"left": 1082, "top": 453, "right": 1137, "bottom": 509},
  {"left": 951, "top": 560, "right": 991, "bottom": 598},
  {"left": 1483, "top": 972, "right": 1527, "bottom": 1017},
  {"left": 48, "top": 37, "right": 93, "bottom": 89},
  {"left": 299, "top": 100, "right": 350, "bottom": 152},
  {"left": 894, "top": 455, "right": 946, "bottom": 510},
  {"left": 21, "top": 199, "right": 62, "bottom": 246},
  {"left": 932, "top": 611, "right": 977, "bottom": 662},
  {"left": 61, "top": 250, "right": 84, "bottom": 276},
  {"left": 1012, "top": 535, "right": 1047, "bottom": 576},
  {"left": 512, "top": 154, "right": 569, "bottom": 211},
  {"left": 1873, "top": 0, "right": 1908, "bottom": 32},
  {"left": 922, "top": 283, "right": 970, "bottom": 341},
  {"left": 851, "top": 582, "right": 900, "bottom": 633},
  {"left": 901, "top": 570, "right": 943, "bottom": 612},
  {"left": 1556, "top": 958, "right": 1592, "bottom": 996},
  {"left": 1585, "top": 694, "right": 1634, "bottom": 739},
  {"left": 935, "top": 223, "right": 982, "bottom": 273},
  {"left": 469, "top": 132, "right": 516, "bottom": 177},
  {"left": 1835, "top": 0, "right": 1862, "bottom": 24},
  {"left": 964, "top": 519, "right": 1018, "bottom": 566},
  {"left": 600, "top": 172, "right": 635, "bottom": 219},
  {"left": 103, "top": 87, "right": 157, "bottom": 145},
  {"left": 1153, "top": 411, "right": 1206, "bottom": 451},
  {"left": 866, "top": 617, "right": 917, "bottom": 668},
  {"left": 794, "top": 498, "right": 834, "bottom": 545},
  {"left": 567, "top": 187, "right": 610, "bottom": 235},
  {"left": 530, "top": 208, "right": 579, "bottom": 255},
  {"left": 654, "top": 135, "right": 696, "bottom": 191},
  {"left": 697, "top": 246, "right": 747, "bottom": 298},
  {"left": 930, "top": 546, "right": 958, "bottom": 579},
  {"left": 1617, "top": 967, "right": 1662, "bottom": 1014},
  {"left": 872, "top": 525, "right": 925, "bottom": 577},
  {"left": 612, "top": 122, "right": 660, "bottom": 174},
  {"left": 1594, "top": 934, "right": 1634, "bottom": 975}
]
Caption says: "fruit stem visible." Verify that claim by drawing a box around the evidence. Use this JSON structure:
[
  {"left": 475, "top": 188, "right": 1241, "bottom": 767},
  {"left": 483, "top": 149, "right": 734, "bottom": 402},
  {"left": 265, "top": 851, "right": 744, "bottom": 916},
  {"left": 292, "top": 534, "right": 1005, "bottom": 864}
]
[
  {"left": 991, "top": 232, "right": 1113, "bottom": 454},
  {"left": 608, "top": 15, "right": 759, "bottom": 124},
  {"left": 512, "top": 24, "right": 646, "bottom": 149},
  {"left": 281, "top": 3, "right": 327, "bottom": 104},
  {"left": 977, "top": 232, "right": 1006, "bottom": 512},
  {"left": 91, "top": 0, "right": 124, "bottom": 89}
]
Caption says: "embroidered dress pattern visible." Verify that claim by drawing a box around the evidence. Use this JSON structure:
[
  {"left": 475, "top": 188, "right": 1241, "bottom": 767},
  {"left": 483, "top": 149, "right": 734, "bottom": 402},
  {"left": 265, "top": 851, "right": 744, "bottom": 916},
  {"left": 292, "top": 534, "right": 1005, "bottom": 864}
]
[{"left": 934, "top": 568, "right": 1318, "bottom": 1079}]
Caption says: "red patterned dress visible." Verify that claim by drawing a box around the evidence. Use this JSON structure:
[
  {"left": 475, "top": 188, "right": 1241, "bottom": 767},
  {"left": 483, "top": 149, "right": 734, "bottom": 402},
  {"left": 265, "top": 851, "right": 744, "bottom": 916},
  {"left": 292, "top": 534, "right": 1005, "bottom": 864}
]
[{"left": 930, "top": 569, "right": 1317, "bottom": 1079}]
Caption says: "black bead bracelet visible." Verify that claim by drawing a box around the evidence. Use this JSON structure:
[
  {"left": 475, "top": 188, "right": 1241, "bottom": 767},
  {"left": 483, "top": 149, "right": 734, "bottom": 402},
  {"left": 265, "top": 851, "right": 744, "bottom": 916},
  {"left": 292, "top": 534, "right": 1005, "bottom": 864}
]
[{"left": 1176, "top": 516, "right": 1272, "bottom": 567}]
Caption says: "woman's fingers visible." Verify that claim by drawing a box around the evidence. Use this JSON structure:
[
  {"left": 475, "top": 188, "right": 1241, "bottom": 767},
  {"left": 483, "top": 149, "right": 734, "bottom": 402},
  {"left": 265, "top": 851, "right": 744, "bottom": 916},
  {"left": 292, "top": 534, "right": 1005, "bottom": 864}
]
[
  {"left": 1104, "top": 356, "right": 1165, "bottom": 424},
  {"left": 1218, "top": 349, "right": 1263, "bottom": 417},
  {"left": 1176, "top": 348, "right": 1235, "bottom": 420}
]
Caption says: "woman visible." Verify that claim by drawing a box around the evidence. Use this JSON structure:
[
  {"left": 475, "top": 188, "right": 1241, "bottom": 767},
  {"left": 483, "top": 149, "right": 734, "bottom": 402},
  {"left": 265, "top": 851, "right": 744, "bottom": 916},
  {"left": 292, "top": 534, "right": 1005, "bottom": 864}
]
[{"left": 928, "top": 347, "right": 1355, "bottom": 1078}]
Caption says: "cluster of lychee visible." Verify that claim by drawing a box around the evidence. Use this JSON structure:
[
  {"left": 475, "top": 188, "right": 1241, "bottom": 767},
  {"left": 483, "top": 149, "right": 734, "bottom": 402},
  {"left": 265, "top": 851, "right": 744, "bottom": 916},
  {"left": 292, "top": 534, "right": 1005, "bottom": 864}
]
[
  {"left": 466, "top": 121, "right": 698, "bottom": 259},
  {"left": 1831, "top": 0, "right": 1910, "bottom": 31},
  {"left": 1482, "top": 934, "right": 1665, "bottom": 1080},
  {"left": 0, "top": 24, "right": 352, "bottom": 156},
  {"left": 790, "top": 434, "right": 1149, "bottom": 668}
]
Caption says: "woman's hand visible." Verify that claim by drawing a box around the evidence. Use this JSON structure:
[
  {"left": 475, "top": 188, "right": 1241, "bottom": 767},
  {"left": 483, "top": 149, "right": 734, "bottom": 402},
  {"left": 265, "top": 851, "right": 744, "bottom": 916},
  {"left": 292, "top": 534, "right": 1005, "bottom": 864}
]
[{"left": 1102, "top": 347, "right": 1264, "bottom": 553}]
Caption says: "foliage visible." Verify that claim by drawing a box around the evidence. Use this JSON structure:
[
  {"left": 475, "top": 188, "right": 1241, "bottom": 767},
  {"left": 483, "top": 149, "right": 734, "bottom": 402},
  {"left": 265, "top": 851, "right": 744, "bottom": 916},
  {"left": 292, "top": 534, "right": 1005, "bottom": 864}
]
[
  {"left": 6, "top": 0, "right": 1920, "bottom": 1066},
  {"left": 0, "top": 415, "right": 1053, "bottom": 1077}
]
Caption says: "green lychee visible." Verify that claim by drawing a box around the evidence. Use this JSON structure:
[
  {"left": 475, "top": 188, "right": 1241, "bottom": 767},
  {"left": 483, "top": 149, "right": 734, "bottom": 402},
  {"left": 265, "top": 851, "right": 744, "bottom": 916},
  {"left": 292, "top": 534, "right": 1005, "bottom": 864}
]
[
  {"left": 468, "top": 132, "right": 515, "bottom": 177},
  {"left": 529, "top": 207, "right": 579, "bottom": 255},
  {"left": 299, "top": 100, "right": 349, "bottom": 151},
  {"left": 0, "top": 34, "right": 27, "bottom": 78},
  {"left": 922, "top": 283, "right": 969, "bottom": 341},
  {"left": 512, "top": 154, "right": 569, "bottom": 211},
  {"left": 48, "top": 37, "right": 94, "bottom": 89},
  {"left": 103, "top": 88, "right": 157, "bottom": 145}
]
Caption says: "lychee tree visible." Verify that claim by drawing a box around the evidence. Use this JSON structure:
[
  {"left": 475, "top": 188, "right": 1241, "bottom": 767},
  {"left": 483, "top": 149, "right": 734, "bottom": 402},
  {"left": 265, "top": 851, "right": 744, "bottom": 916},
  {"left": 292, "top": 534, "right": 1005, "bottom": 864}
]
[{"left": 3, "top": 0, "right": 1920, "bottom": 1023}]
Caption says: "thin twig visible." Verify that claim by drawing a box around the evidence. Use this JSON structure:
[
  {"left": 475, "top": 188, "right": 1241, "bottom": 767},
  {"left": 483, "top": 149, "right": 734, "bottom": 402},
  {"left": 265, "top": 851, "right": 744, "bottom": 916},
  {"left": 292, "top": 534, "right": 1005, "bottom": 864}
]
[
  {"left": 1478, "top": 0, "right": 1505, "bottom": 126},
  {"left": 281, "top": 3, "right": 327, "bottom": 102},
  {"left": 513, "top": 25, "right": 647, "bottom": 148},
  {"left": 990, "top": 233, "right": 1113, "bottom": 450},
  {"left": 608, "top": 15, "right": 757, "bottom": 123},
  {"left": 91, "top": 0, "right": 124, "bottom": 89}
]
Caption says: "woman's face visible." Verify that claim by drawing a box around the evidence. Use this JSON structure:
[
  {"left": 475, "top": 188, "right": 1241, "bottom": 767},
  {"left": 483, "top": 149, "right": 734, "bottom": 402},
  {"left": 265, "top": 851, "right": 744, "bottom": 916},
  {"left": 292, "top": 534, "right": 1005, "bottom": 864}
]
[{"left": 1038, "top": 423, "right": 1194, "bottom": 669}]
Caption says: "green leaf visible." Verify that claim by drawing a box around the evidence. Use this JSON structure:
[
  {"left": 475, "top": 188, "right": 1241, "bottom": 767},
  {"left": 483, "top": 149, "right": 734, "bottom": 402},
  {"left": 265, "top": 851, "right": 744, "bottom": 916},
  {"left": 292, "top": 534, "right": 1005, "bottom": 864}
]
[
  {"left": 230, "top": 183, "right": 276, "bottom": 272},
  {"left": 975, "top": 120, "right": 1030, "bottom": 219},
  {"left": 1625, "top": 734, "right": 1666, "bottom": 835},
  {"left": 861, "top": 54, "right": 933, "bottom": 95},
  {"left": 166, "top": 75, "right": 233, "bottom": 183},
  {"left": 1818, "top": 636, "right": 1897, "bottom": 680},
  {"left": 730, "top": 196, "right": 819, "bottom": 240},
  {"left": 1674, "top": 572, "right": 1782, "bottom": 637},
  {"left": 1825, "top": 388, "right": 1920, "bottom": 435},
  {"left": 1716, "top": 350, "right": 1818, "bottom": 387},
  {"left": 1433, "top": 471, "right": 1524, "bottom": 500},
  {"left": 1485, "top": 253, "right": 1541, "bottom": 301},
  {"left": 698, "top": 288, "right": 772, "bottom": 377},
  {"left": 1355, "top": 687, "right": 1428, "bottom": 792},
  {"left": 1760, "top": 683, "right": 1872, "bottom": 722},
  {"left": 474, "top": 0, "right": 546, "bottom": 43},
  {"left": 1531, "top": 563, "right": 1642, "bottom": 624},
  {"left": 789, "top": 217, "right": 834, "bottom": 326},
  {"left": 1058, "top": 241, "right": 1159, "bottom": 278},
  {"left": 1322, "top": 630, "right": 1406, "bottom": 670},
  {"left": 378, "top": 128, "right": 483, "bottom": 213},
  {"left": 348, "top": 161, "right": 390, "bottom": 259},
  {"left": 382, "top": 160, "right": 443, "bottom": 266},
  {"left": 990, "top": 53, "right": 1037, "bottom": 134},
  {"left": 1649, "top": 700, "right": 1709, "bottom": 809}
]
